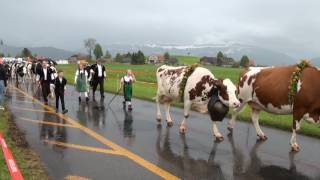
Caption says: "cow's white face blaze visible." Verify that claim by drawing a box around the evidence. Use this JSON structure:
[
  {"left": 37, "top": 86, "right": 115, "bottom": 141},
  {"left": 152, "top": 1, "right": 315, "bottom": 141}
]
[{"left": 218, "top": 79, "right": 240, "bottom": 108}]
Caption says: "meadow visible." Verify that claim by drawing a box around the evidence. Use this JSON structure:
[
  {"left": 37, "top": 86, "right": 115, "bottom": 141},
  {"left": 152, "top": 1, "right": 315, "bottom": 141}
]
[{"left": 57, "top": 56, "right": 320, "bottom": 138}]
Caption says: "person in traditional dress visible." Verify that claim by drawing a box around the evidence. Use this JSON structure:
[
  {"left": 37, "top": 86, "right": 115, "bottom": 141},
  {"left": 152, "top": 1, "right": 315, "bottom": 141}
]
[
  {"left": 74, "top": 62, "right": 89, "bottom": 103},
  {"left": 120, "top": 69, "right": 136, "bottom": 111}
]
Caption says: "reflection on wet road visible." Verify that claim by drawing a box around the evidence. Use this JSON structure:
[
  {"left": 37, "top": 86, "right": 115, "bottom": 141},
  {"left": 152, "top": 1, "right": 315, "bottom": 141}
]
[{"left": 6, "top": 82, "right": 320, "bottom": 180}]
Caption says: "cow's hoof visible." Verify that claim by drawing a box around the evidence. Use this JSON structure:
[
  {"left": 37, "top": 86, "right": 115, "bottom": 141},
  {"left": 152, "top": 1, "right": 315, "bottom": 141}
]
[
  {"left": 166, "top": 121, "right": 173, "bottom": 127},
  {"left": 291, "top": 143, "right": 300, "bottom": 152},
  {"left": 157, "top": 124, "right": 162, "bottom": 129},
  {"left": 179, "top": 126, "right": 186, "bottom": 134},
  {"left": 257, "top": 134, "right": 268, "bottom": 141},
  {"left": 156, "top": 118, "right": 161, "bottom": 123},
  {"left": 215, "top": 136, "right": 224, "bottom": 142}
]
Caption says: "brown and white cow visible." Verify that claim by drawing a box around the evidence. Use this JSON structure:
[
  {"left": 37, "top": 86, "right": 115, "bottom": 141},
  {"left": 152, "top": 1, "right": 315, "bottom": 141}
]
[
  {"left": 156, "top": 65, "right": 240, "bottom": 140},
  {"left": 229, "top": 65, "right": 320, "bottom": 151}
]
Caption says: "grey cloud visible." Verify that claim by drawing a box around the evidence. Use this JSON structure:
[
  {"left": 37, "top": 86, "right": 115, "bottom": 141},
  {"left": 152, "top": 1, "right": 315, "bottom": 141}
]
[{"left": 0, "top": 0, "right": 319, "bottom": 57}]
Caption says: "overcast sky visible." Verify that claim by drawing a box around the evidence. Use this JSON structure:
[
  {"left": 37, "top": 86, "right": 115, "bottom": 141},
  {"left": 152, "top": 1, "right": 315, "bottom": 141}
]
[{"left": 0, "top": 0, "right": 319, "bottom": 58}]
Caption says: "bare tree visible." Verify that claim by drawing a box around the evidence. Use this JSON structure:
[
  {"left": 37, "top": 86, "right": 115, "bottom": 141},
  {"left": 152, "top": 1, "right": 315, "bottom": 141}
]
[{"left": 84, "top": 38, "right": 96, "bottom": 60}]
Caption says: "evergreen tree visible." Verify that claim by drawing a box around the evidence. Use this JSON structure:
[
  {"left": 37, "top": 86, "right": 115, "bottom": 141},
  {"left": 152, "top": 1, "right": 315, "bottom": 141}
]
[
  {"left": 115, "top": 53, "right": 122, "bottom": 62},
  {"left": 22, "top": 48, "right": 32, "bottom": 57},
  {"left": 217, "top": 51, "right": 224, "bottom": 59},
  {"left": 94, "top": 43, "right": 103, "bottom": 59},
  {"left": 164, "top": 52, "right": 170, "bottom": 60},
  {"left": 240, "top": 55, "right": 250, "bottom": 67},
  {"left": 105, "top": 50, "right": 112, "bottom": 59},
  {"left": 136, "top": 50, "right": 145, "bottom": 64},
  {"left": 217, "top": 51, "right": 224, "bottom": 66}
]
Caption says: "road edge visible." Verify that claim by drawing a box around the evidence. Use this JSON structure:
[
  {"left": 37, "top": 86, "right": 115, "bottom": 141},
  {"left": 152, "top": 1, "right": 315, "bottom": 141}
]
[{"left": 0, "top": 107, "right": 49, "bottom": 179}]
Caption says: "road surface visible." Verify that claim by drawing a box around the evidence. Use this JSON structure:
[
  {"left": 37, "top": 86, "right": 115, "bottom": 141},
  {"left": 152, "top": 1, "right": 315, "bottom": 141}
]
[{"left": 6, "top": 81, "right": 320, "bottom": 180}]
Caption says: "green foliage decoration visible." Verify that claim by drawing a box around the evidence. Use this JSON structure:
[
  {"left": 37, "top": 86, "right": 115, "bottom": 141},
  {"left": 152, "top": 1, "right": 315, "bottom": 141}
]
[
  {"left": 179, "top": 64, "right": 199, "bottom": 102},
  {"left": 288, "top": 59, "right": 311, "bottom": 104}
]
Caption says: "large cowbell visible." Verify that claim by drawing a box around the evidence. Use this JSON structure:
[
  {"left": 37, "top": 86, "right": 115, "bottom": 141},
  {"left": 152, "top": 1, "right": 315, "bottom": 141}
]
[{"left": 207, "top": 87, "right": 229, "bottom": 122}]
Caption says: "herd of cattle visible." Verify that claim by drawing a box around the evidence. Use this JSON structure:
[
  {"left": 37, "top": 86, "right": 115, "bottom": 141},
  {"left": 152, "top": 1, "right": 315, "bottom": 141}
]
[
  {"left": 4, "top": 59, "right": 319, "bottom": 152},
  {"left": 156, "top": 62, "right": 320, "bottom": 152}
]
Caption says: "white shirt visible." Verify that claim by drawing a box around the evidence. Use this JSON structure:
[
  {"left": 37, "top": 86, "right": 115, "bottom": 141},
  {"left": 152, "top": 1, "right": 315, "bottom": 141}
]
[
  {"left": 43, "top": 68, "right": 47, "bottom": 80},
  {"left": 122, "top": 75, "right": 134, "bottom": 83},
  {"left": 97, "top": 64, "right": 102, "bottom": 77},
  {"left": 121, "top": 75, "right": 135, "bottom": 88},
  {"left": 74, "top": 69, "right": 88, "bottom": 83}
]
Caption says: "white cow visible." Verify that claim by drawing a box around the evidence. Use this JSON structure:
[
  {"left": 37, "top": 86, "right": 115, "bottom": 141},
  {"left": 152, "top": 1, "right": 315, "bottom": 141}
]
[{"left": 156, "top": 65, "right": 240, "bottom": 141}]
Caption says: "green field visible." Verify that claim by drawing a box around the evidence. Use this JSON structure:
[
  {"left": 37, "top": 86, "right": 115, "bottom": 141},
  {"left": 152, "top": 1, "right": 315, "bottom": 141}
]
[{"left": 57, "top": 57, "right": 320, "bottom": 138}]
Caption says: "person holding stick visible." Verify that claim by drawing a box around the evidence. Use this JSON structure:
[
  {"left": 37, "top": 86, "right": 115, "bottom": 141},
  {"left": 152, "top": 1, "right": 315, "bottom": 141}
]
[{"left": 120, "top": 69, "right": 136, "bottom": 111}]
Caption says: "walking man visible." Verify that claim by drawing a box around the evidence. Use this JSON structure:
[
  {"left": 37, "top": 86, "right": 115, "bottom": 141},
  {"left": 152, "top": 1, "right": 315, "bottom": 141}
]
[
  {"left": 37, "top": 61, "right": 53, "bottom": 105},
  {"left": 0, "top": 58, "right": 7, "bottom": 110},
  {"left": 91, "top": 59, "right": 106, "bottom": 100},
  {"left": 54, "top": 70, "right": 68, "bottom": 114}
]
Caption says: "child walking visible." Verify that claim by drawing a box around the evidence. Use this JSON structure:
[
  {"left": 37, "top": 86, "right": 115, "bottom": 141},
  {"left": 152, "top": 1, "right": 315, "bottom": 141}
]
[
  {"left": 75, "top": 63, "right": 89, "bottom": 103},
  {"left": 120, "top": 69, "right": 135, "bottom": 111},
  {"left": 55, "top": 70, "right": 68, "bottom": 114}
]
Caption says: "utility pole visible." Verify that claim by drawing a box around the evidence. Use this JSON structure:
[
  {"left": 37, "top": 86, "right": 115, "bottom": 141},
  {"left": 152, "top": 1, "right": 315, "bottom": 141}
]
[{"left": 0, "top": 39, "right": 4, "bottom": 56}]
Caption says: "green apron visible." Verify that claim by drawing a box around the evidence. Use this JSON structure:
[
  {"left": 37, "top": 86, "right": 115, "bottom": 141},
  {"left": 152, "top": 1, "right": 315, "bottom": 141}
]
[
  {"left": 76, "top": 71, "right": 87, "bottom": 92},
  {"left": 123, "top": 76, "right": 133, "bottom": 101}
]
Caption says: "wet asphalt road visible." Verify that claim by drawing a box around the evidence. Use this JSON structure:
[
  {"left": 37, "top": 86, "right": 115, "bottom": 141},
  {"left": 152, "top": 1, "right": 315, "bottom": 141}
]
[{"left": 6, "top": 81, "right": 320, "bottom": 180}]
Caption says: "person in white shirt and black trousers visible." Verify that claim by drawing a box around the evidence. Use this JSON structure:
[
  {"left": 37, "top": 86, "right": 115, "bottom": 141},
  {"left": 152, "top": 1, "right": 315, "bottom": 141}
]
[
  {"left": 54, "top": 70, "right": 68, "bottom": 114},
  {"left": 91, "top": 60, "right": 106, "bottom": 100},
  {"left": 36, "top": 61, "right": 54, "bottom": 105}
]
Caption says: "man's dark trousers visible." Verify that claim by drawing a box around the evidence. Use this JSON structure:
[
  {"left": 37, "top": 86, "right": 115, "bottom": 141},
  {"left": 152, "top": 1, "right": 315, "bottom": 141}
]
[
  {"left": 55, "top": 92, "right": 65, "bottom": 110},
  {"left": 92, "top": 77, "right": 104, "bottom": 97},
  {"left": 41, "top": 81, "right": 50, "bottom": 103}
]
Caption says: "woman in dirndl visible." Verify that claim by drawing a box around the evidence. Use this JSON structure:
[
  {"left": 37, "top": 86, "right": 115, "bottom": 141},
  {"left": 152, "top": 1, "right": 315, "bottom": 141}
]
[
  {"left": 120, "top": 69, "right": 135, "bottom": 110},
  {"left": 74, "top": 62, "right": 89, "bottom": 103}
]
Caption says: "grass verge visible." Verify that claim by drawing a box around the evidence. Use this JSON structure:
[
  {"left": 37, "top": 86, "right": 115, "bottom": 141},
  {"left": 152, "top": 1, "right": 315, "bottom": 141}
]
[{"left": 0, "top": 108, "right": 48, "bottom": 180}]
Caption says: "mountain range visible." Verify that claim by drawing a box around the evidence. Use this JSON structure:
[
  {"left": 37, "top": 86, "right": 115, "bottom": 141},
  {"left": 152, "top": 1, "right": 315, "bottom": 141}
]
[
  {"left": 0, "top": 43, "right": 319, "bottom": 66},
  {"left": 0, "top": 45, "right": 74, "bottom": 59}
]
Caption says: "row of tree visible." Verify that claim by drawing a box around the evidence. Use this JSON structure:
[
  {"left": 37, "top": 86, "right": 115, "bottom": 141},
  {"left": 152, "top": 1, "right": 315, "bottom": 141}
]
[
  {"left": 214, "top": 51, "right": 252, "bottom": 67},
  {"left": 114, "top": 51, "right": 146, "bottom": 64},
  {"left": 84, "top": 38, "right": 112, "bottom": 60}
]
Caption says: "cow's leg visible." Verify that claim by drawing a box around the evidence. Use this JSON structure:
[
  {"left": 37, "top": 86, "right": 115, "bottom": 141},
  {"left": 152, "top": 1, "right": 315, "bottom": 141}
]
[
  {"left": 164, "top": 102, "right": 173, "bottom": 127},
  {"left": 251, "top": 108, "right": 267, "bottom": 141},
  {"left": 179, "top": 100, "right": 191, "bottom": 134},
  {"left": 155, "top": 94, "right": 162, "bottom": 123},
  {"left": 291, "top": 111, "right": 303, "bottom": 152},
  {"left": 228, "top": 103, "right": 246, "bottom": 135},
  {"left": 213, "top": 121, "right": 224, "bottom": 142}
]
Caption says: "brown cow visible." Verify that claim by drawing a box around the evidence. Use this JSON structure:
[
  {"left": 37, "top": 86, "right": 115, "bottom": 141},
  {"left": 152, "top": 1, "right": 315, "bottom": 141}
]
[{"left": 229, "top": 64, "right": 320, "bottom": 151}]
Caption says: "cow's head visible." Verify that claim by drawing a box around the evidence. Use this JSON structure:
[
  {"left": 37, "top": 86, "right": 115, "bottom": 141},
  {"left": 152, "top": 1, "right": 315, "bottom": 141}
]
[{"left": 212, "top": 79, "right": 240, "bottom": 108}]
